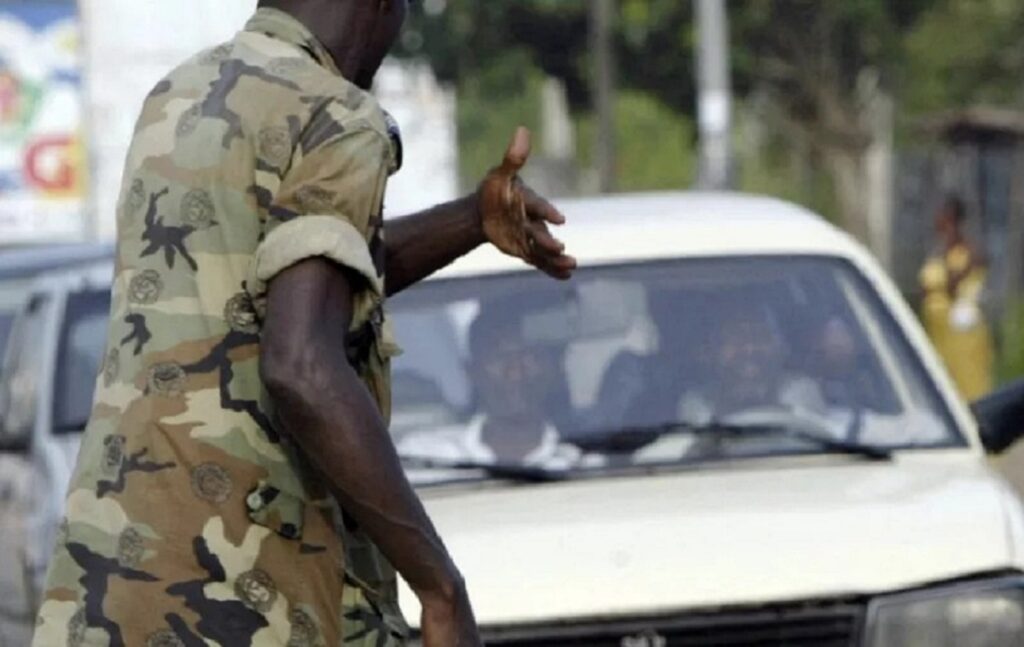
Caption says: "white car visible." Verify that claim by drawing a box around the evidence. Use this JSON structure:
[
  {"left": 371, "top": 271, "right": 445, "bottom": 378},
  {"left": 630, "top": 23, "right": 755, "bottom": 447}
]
[
  {"left": 388, "top": 192, "right": 1024, "bottom": 646},
  {"left": 2, "top": 192, "right": 1023, "bottom": 647}
]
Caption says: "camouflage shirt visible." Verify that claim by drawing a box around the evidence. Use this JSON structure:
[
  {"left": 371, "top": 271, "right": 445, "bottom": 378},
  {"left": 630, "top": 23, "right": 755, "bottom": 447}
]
[{"left": 34, "top": 9, "right": 408, "bottom": 647}]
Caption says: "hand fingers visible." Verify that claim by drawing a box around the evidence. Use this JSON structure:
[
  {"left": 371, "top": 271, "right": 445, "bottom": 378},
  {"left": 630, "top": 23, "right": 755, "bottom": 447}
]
[
  {"left": 533, "top": 253, "right": 577, "bottom": 281},
  {"left": 523, "top": 187, "right": 566, "bottom": 226},
  {"left": 499, "top": 126, "right": 532, "bottom": 176},
  {"left": 528, "top": 235, "right": 577, "bottom": 280},
  {"left": 550, "top": 253, "right": 578, "bottom": 274},
  {"left": 510, "top": 177, "right": 527, "bottom": 224},
  {"left": 523, "top": 208, "right": 575, "bottom": 279},
  {"left": 527, "top": 221, "right": 565, "bottom": 255},
  {"left": 528, "top": 244, "right": 576, "bottom": 280}
]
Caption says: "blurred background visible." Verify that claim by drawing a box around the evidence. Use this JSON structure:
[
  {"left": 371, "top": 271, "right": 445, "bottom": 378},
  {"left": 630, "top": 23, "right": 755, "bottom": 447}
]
[{"left": 1, "top": 0, "right": 1022, "bottom": 386}]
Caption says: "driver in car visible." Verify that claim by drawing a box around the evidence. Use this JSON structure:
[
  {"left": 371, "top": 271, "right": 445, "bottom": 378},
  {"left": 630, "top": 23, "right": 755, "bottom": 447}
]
[{"left": 400, "top": 298, "right": 581, "bottom": 468}]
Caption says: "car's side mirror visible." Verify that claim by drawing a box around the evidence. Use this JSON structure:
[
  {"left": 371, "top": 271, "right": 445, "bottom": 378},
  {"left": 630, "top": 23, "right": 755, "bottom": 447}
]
[{"left": 971, "top": 378, "right": 1024, "bottom": 454}]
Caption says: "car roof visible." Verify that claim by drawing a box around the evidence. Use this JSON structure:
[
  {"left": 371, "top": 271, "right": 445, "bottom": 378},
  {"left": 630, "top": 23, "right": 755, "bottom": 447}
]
[
  {"left": 0, "top": 242, "right": 114, "bottom": 280},
  {"left": 432, "top": 191, "right": 861, "bottom": 280}
]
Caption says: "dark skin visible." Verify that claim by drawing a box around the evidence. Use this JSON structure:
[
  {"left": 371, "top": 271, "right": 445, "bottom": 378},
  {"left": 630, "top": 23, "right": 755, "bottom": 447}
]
[
  {"left": 385, "top": 129, "right": 574, "bottom": 294},
  {"left": 260, "top": 0, "right": 405, "bottom": 91},
  {"left": 256, "top": 1, "right": 576, "bottom": 645},
  {"left": 936, "top": 204, "right": 985, "bottom": 300},
  {"left": 472, "top": 337, "right": 557, "bottom": 461}
]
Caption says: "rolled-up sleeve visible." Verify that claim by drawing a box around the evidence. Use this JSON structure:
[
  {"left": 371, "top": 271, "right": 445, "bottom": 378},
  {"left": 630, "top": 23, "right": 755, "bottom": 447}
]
[{"left": 247, "top": 125, "right": 390, "bottom": 302}]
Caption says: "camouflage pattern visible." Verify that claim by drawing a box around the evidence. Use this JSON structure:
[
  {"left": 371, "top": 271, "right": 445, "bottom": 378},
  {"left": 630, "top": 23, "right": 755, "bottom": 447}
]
[{"left": 33, "top": 9, "right": 408, "bottom": 646}]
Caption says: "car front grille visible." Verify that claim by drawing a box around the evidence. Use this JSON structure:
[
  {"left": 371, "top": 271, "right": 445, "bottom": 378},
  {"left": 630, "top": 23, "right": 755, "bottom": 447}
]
[{"left": 483, "top": 598, "right": 866, "bottom": 647}]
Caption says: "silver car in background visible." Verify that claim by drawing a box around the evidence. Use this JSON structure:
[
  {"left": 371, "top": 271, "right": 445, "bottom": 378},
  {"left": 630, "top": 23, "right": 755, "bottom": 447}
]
[{"left": 0, "top": 260, "right": 112, "bottom": 645}]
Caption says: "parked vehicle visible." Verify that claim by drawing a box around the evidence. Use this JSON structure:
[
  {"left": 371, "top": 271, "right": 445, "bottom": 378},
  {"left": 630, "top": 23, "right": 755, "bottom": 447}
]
[
  {"left": 3, "top": 193, "right": 1024, "bottom": 646},
  {"left": 390, "top": 192, "right": 1024, "bottom": 646},
  {"left": 0, "top": 259, "right": 111, "bottom": 643},
  {"left": 0, "top": 244, "right": 112, "bottom": 356}
]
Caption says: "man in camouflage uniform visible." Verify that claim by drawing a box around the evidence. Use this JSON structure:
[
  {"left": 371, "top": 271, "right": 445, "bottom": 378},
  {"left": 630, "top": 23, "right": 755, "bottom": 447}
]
[{"left": 32, "top": 1, "right": 575, "bottom": 646}]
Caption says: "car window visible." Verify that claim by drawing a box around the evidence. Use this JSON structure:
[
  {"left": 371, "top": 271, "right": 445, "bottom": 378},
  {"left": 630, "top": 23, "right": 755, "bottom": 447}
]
[
  {"left": 389, "top": 257, "right": 963, "bottom": 477},
  {"left": 0, "top": 294, "right": 51, "bottom": 442},
  {"left": 53, "top": 290, "right": 111, "bottom": 434},
  {"left": 0, "top": 278, "right": 33, "bottom": 367}
]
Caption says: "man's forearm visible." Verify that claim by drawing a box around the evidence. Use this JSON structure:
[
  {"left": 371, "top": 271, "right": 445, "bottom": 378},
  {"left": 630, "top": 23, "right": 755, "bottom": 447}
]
[
  {"left": 264, "top": 339, "right": 461, "bottom": 599},
  {"left": 385, "top": 194, "right": 485, "bottom": 296}
]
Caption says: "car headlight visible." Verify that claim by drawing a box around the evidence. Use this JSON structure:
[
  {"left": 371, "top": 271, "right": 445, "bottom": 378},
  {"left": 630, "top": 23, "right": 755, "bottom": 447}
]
[{"left": 866, "top": 577, "right": 1024, "bottom": 647}]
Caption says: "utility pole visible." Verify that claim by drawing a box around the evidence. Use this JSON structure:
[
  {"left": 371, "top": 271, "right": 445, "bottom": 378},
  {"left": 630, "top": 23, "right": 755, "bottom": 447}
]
[
  {"left": 590, "top": 0, "right": 616, "bottom": 193},
  {"left": 696, "top": 0, "right": 733, "bottom": 190}
]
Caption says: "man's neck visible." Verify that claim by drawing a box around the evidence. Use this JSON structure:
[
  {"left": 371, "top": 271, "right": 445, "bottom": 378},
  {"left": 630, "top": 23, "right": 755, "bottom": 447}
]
[{"left": 259, "top": 0, "right": 368, "bottom": 87}]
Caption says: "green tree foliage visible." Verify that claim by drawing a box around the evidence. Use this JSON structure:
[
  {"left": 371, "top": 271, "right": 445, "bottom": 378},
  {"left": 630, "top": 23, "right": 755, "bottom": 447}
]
[
  {"left": 397, "top": 1, "right": 1024, "bottom": 210},
  {"left": 398, "top": 0, "right": 694, "bottom": 113},
  {"left": 399, "top": 0, "right": 696, "bottom": 191},
  {"left": 400, "top": 1, "right": 936, "bottom": 128},
  {"left": 397, "top": 1, "right": 590, "bottom": 107},
  {"left": 455, "top": 50, "right": 546, "bottom": 187},
  {"left": 577, "top": 91, "right": 697, "bottom": 191},
  {"left": 904, "top": 0, "right": 1024, "bottom": 115}
]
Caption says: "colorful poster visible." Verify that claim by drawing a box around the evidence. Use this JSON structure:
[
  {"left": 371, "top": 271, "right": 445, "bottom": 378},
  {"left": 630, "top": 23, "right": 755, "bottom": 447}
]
[{"left": 0, "top": 1, "right": 85, "bottom": 243}]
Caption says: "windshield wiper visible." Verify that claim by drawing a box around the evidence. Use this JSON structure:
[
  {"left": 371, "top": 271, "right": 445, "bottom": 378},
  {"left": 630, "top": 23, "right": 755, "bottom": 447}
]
[
  {"left": 399, "top": 455, "right": 569, "bottom": 483},
  {"left": 569, "top": 419, "right": 892, "bottom": 461}
]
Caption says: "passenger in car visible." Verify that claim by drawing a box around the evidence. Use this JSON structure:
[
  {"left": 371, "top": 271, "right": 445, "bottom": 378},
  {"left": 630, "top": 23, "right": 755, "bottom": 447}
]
[
  {"left": 677, "top": 307, "right": 828, "bottom": 424},
  {"left": 400, "top": 298, "right": 580, "bottom": 468},
  {"left": 806, "top": 315, "right": 949, "bottom": 446}
]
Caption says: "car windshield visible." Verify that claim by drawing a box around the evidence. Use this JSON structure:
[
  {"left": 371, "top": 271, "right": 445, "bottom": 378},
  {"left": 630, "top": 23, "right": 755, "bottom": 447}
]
[
  {"left": 53, "top": 289, "right": 111, "bottom": 433},
  {"left": 389, "top": 256, "right": 962, "bottom": 482}
]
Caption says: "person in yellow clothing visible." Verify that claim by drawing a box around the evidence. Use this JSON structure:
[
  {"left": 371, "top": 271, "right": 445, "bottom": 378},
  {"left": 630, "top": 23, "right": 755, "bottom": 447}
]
[{"left": 919, "top": 195, "right": 995, "bottom": 401}]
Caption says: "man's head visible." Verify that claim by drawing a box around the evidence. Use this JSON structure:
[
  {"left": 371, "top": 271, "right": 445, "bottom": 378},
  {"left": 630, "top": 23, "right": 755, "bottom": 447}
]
[
  {"left": 707, "top": 307, "right": 786, "bottom": 398},
  {"left": 468, "top": 299, "right": 560, "bottom": 422},
  {"left": 259, "top": 0, "right": 408, "bottom": 89},
  {"left": 936, "top": 194, "right": 967, "bottom": 244}
]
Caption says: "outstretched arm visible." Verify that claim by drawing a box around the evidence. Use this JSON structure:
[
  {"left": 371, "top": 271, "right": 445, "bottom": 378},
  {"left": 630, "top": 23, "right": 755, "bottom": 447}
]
[
  {"left": 384, "top": 127, "right": 577, "bottom": 296},
  {"left": 383, "top": 195, "right": 483, "bottom": 296}
]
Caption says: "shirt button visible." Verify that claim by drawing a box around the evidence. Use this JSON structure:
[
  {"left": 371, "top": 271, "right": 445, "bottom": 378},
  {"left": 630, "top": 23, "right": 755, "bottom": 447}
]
[{"left": 247, "top": 491, "right": 265, "bottom": 512}]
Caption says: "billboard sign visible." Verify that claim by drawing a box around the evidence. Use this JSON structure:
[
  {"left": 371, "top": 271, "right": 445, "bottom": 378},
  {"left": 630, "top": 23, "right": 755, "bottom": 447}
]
[{"left": 0, "top": 1, "right": 85, "bottom": 243}]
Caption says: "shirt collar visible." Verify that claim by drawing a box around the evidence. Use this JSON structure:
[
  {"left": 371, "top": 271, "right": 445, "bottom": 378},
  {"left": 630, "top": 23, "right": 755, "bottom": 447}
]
[{"left": 244, "top": 7, "right": 343, "bottom": 77}]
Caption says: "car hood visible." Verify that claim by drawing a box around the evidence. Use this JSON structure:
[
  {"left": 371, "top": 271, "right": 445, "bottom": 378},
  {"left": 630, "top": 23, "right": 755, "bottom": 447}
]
[{"left": 399, "top": 453, "right": 1022, "bottom": 627}]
